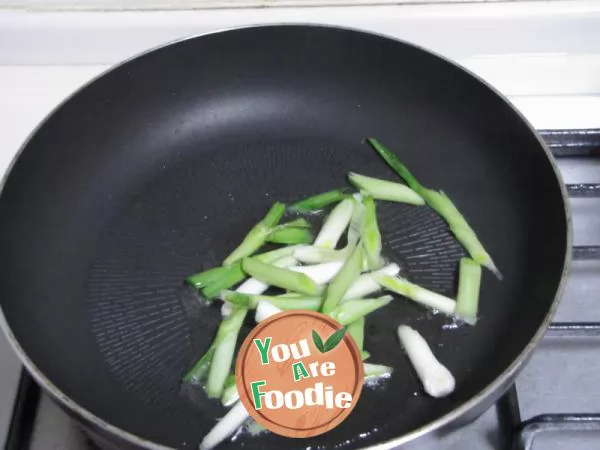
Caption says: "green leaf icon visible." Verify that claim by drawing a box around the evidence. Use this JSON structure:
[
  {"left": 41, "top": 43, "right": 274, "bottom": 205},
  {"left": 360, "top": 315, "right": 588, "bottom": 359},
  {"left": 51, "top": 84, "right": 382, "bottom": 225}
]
[
  {"left": 323, "top": 326, "right": 348, "bottom": 353},
  {"left": 312, "top": 327, "right": 348, "bottom": 353},
  {"left": 312, "top": 329, "right": 325, "bottom": 352}
]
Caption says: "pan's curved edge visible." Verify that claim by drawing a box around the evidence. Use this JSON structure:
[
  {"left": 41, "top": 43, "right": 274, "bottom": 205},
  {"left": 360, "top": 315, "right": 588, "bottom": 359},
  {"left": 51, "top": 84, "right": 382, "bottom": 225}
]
[{"left": 0, "top": 23, "right": 572, "bottom": 450}]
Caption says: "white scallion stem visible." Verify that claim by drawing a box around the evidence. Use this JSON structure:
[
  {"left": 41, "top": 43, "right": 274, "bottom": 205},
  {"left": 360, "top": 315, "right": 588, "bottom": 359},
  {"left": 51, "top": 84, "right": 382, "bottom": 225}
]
[
  {"left": 293, "top": 245, "right": 351, "bottom": 264},
  {"left": 220, "top": 302, "right": 234, "bottom": 317},
  {"left": 314, "top": 198, "right": 354, "bottom": 249},
  {"left": 376, "top": 275, "right": 456, "bottom": 316},
  {"left": 255, "top": 300, "right": 283, "bottom": 322},
  {"left": 199, "top": 401, "right": 249, "bottom": 450},
  {"left": 256, "top": 244, "right": 305, "bottom": 264},
  {"left": 342, "top": 263, "right": 400, "bottom": 301},
  {"left": 221, "top": 383, "right": 240, "bottom": 407},
  {"left": 397, "top": 325, "right": 455, "bottom": 398},
  {"left": 294, "top": 200, "right": 361, "bottom": 263},
  {"left": 363, "top": 363, "right": 393, "bottom": 380},
  {"left": 289, "top": 261, "right": 344, "bottom": 285},
  {"left": 348, "top": 172, "right": 425, "bottom": 205},
  {"left": 235, "top": 278, "right": 269, "bottom": 295},
  {"left": 347, "top": 199, "right": 365, "bottom": 246}
]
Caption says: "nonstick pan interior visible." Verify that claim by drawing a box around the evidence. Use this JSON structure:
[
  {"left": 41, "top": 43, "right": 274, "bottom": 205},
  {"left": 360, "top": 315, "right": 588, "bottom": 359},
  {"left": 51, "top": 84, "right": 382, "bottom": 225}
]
[{"left": 0, "top": 26, "right": 568, "bottom": 449}]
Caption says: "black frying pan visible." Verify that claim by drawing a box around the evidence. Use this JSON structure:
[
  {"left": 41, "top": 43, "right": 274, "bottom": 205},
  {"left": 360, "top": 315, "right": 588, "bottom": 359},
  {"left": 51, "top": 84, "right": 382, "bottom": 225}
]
[{"left": 0, "top": 25, "right": 569, "bottom": 449}]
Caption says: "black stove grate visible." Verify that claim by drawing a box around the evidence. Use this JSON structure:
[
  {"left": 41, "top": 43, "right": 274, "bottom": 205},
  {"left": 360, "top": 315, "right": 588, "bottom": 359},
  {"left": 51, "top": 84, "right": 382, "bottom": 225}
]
[
  {"left": 502, "top": 128, "right": 600, "bottom": 450},
  {"left": 5, "top": 128, "right": 600, "bottom": 450}
]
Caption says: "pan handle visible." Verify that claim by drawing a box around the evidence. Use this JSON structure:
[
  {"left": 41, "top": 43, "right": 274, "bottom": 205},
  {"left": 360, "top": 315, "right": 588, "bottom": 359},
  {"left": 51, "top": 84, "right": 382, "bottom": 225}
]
[{"left": 4, "top": 369, "right": 40, "bottom": 450}]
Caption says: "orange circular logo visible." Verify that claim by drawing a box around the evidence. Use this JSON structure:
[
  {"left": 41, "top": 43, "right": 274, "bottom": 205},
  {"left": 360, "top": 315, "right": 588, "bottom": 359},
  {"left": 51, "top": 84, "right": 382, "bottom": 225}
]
[{"left": 235, "top": 310, "right": 363, "bottom": 438}]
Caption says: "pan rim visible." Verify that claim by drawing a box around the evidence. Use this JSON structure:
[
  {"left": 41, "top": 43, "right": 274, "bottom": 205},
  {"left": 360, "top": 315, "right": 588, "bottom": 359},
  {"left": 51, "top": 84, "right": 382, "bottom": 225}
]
[{"left": 0, "top": 23, "right": 572, "bottom": 450}]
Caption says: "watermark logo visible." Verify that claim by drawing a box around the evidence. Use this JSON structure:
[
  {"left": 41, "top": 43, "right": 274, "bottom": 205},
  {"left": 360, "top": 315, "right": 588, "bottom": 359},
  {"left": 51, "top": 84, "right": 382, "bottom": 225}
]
[{"left": 236, "top": 310, "right": 363, "bottom": 438}]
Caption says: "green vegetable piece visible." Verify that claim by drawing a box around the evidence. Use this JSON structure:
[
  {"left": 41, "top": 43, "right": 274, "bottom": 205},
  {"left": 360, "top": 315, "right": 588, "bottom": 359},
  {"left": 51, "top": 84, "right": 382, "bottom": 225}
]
[
  {"left": 242, "top": 257, "right": 320, "bottom": 296},
  {"left": 366, "top": 138, "right": 500, "bottom": 279},
  {"left": 314, "top": 198, "right": 354, "bottom": 249},
  {"left": 291, "top": 188, "right": 350, "bottom": 211},
  {"left": 279, "top": 218, "right": 312, "bottom": 228},
  {"left": 366, "top": 138, "right": 423, "bottom": 191},
  {"left": 223, "top": 202, "right": 285, "bottom": 266},
  {"left": 293, "top": 245, "right": 351, "bottom": 264},
  {"left": 364, "top": 363, "right": 393, "bottom": 380},
  {"left": 201, "top": 264, "right": 246, "bottom": 300},
  {"left": 221, "top": 383, "right": 239, "bottom": 407},
  {"left": 221, "top": 291, "right": 322, "bottom": 311},
  {"left": 376, "top": 274, "right": 456, "bottom": 316},
  {"left": 223, "top": 373, "right": 236, "bottom": 389},
  {"left": 255, "top": 244, "right": 304, "bottom": 264},
  {"left": 186, "top": 265, "right": 234, "bottom": 289},
  {"left": 205, "top": 307, "right": 247, "bottom": 398},
  {"left": 275, "top": 292, "right": 304, "bottom": 298},
  {"left": 347, "top": 317, "right": 365, "bottom": 351},
  {"left": 267, "top": 296, "right": 322, "bottom": 311},
  {"left": 362, "top": 196, "right": 384, "bottom": 270},
  {"left": 267, "top": 227, "right": 313, "bottom": 245},
  {"left": 328, "top": 296, "right": 393, "bottom": 325},
  {"left": 220, "top": 290, "right": 252, "bottom": 308},
  {"left": 321, "top": 244, "right": 363, "bottom": 314},
  {"left": 347, "top": 198, "right": 365, "bottom": 246},
  {"left": 455, "top": 257, "right": 482, "bottom": 325},
  {"left": 262, "top": 202, "right": 287, "bottom": 227},
  {"left": 187, "top": 244, "right": 303, "bottom": 297},
  {"left": 348, "top": 172, "right": 424, "bottom": 205},
  {"left": 426, "top": 190, "right": 500, "bottom": 278},
  {"left": 182, "top": 344, "right": 216, "bottom": 384},
  {"left": 221, "top": 373, "right": 239, "bottom": 407},
  {"left": 294, "top": 199, "right": 362, "bottom": 264}
]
